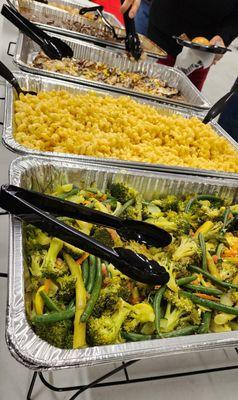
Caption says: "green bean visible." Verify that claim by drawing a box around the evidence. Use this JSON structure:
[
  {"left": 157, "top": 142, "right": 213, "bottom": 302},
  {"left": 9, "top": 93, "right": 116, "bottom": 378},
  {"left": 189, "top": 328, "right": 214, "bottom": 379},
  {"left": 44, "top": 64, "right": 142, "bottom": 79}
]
[
  {"left": 181, "top": 290, "right": 238, "bottom": 315},
  {"left": 58, "top": 188, "right": 79, "bottom": 199},
  {"left": 81, "top": 258, "right": 102, "bottom": 323},
  {"left": 198, "top": 233, "right": 207, "bottom": 271},
  {"left": 121, "top": 331, "right": 153, "bottom": 342},
  {"left": 122, "top": 325, "right": 199, "bottom": 342},
  {"left": 176, "top": 275, "right": 197, "bottom": 286},
  {"left": 160, "top": 325, "right": 199, "bottom": 338},
  {"left": 185, "top": 194, "right": 222, "bottom": 213},
  {"left": 114, "top": 198, "right": 134, "bottom": 217},
  {"left": 82, "top": 259, "right": 89, "bottom": 287},
  {"left": 184, "top": 284, "right": 223, "bottom": 296},
  {"left": 39, "top": 290, "right": 60, "bottom": 312},
  {"left": 153, "top": 285, "right": 166, "bottom": 335},
  {"left": 222, "top": 207, "right": 231, "bottom": 233},
  {"left": 32, "top": 307, "right": 75, "bottom": 325},
  {"left": 216, "top": 243, "right": 224, "bottom": 259},
  {"left": 188, "top": 265, "right": 238, "bottom": 290},
  {"left": 87, "top": 255, "right": 97, "bottom": 294},
  {"left": 198, "top": 311, "right": 212, "bottom": 334},
  {"left": 68, "top": 298, "right": 75, "bottom": 309}
]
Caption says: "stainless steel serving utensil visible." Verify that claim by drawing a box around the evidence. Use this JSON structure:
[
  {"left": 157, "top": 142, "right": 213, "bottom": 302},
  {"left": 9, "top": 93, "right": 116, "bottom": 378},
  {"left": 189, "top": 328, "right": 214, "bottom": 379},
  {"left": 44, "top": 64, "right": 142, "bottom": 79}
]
[
  {"left": 0, "top": 184, "right": 170, "bottom": 285},
  {"left": 0, "top": 61, "right": 37, "bottom": 96},
  {"left": 79, "top": 5, "right": 125, "bottom": 40}
]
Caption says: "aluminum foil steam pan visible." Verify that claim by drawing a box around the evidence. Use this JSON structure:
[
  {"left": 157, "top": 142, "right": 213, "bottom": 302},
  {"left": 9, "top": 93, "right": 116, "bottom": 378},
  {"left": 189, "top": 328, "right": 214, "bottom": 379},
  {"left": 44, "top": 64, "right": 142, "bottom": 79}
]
[
  {"left": 3, "top": 72, "right": 238, "bottom": 180},
  {"left": 13, "top": 32, "right": 210, "bottom": 111},
  {"left": 15, "top": 0, "right": 123, "bottom": 27},
  {"left": 14, "top": 0, "right": 166, "bottom": 60},
  {"left": 7, "top": 156, "right": 238, "bottom": 370}
]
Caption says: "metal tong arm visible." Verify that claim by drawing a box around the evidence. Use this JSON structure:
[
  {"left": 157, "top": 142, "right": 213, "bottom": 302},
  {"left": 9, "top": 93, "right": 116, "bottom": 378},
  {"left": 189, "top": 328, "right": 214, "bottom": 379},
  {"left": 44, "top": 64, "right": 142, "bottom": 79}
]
[
  {"left": 1, "top": 5, "right": 52, "bottom": 46},
  {"left": 0, "top": 185, "right": 121, "bottom": 263},
  {"left": 0, "top": 61, "right": 22, "bottom": 95},
  {"left": 79, "top": 5, "right": 121, "bottom": 40},
  {"left": 6, "top": 184, "right": 132, "bottom": 230},
  {"left": 203, "top": 79, "right": 238, "bottom": 124}
]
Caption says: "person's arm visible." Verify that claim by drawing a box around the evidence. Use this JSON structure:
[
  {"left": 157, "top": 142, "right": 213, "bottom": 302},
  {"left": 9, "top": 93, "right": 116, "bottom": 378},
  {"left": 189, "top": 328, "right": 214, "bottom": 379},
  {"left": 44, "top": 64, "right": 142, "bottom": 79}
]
[{"left": 120, "top": 0, "right": 141, "bottom": 18}]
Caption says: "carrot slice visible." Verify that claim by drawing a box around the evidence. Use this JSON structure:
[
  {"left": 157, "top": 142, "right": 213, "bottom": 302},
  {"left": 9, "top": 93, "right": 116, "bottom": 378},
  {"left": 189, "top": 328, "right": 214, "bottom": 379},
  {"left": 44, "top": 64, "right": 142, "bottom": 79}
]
[
  {"left": 76, "top": 252, "right": 89, "bottom": 265},
  {"left": 195, "top": 293, "right": 219, "bottom": 301}
]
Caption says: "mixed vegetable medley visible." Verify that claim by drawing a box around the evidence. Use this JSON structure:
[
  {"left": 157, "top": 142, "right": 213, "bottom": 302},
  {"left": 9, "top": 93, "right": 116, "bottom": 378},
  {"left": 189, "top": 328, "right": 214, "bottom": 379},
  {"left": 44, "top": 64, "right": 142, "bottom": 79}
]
[{"left": 24, "top": 182, "right": 238, "bottom": 349}]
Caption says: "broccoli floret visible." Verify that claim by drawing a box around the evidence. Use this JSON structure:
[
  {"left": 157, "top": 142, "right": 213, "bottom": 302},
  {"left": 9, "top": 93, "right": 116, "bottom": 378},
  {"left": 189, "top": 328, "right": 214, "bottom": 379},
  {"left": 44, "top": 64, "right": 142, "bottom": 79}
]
[
  {"left": 142, "top": 202, "right": 163, "bottom": 219},
  {"left": 164, "top": 289, "right": 194, "bottom": 313},
  {"left": 197, "top": 201, "right": 223, "bottom": 221},
  {"left": 172, "top": 236, "right": 199, "bottom": 262},
  {"left": 92, "top": 227, "right": 114, "bottom": 248},
  {"left": 56, "top": 275, "right": 76, "bottom": 303},
  {"left": 34, "top": 319, "right": 73, "bottom": 349},
  {"left": 152, "top": 195, "right": 179, "bottom": 212},
  {"left": 203, "top": 222, "right": 223, "bottom": 241},
  {"left": 163, "top": 290, "right": 201, "bottom": 326},
  {"left": 25, "top": 225, "right": 51, "bottom": 251},
  {"left": 122, "top": 302, "right": 155, "bottom": 333},
  {"left": 159, "top": 259, "right": 180, "bottom": 292},
  {"left": 29, "top": 249, "right": 47, "bottom": 277},
  {"left": 87, "top": 299, "right": 131, "bottom": 346},
  {"left": 41, "top": 238, "right": 68, "bottom": 279},
  {"left": 122, "top": 201, "right": 143, "bottom": 220},
  {"left": 160, "top": 302, "right": 185, "bottom": 332},
  {"left": 219, "top": 262, "right": 238, "bottom": 282},
  {"left": 109, "top": 182, "right": 139, "bottom": 204},
  {"left": 92, "top": 276, "right": 131, "bottom": 317},
  {"left": 145, "top": 216, "right": 178, "bottom": 233}
]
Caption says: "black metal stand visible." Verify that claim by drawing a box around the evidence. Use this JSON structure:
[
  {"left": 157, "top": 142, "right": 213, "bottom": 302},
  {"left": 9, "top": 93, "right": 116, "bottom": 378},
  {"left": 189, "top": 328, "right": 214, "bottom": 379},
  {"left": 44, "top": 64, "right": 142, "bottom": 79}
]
[
  {"left": 25, "top": 349, "right": 238, "bottom": 400},
  {"left": 0, "top": 272, "right": 238, "bottom": 400}
]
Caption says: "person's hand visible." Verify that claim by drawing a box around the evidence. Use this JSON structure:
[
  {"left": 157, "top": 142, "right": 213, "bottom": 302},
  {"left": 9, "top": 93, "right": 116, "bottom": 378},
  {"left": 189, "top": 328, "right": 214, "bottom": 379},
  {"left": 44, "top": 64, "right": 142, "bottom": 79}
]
[
  {"left": 210, "top": 35, "right": 226, "bottom": 65},
  {"left": 120, "top": 0, "right": 141, "bottom": 18}
]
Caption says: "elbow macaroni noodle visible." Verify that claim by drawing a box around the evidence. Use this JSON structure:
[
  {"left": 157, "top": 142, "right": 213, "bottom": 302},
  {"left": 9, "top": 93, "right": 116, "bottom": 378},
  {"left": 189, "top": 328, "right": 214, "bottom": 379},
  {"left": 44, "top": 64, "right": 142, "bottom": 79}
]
[{"left": 14, "top": 90, "right": 238, "bottom": 173}]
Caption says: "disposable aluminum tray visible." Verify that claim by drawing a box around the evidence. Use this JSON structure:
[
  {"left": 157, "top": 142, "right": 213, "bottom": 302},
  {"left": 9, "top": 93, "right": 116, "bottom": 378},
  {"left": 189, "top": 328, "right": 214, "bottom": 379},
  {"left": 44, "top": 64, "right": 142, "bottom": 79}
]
[
  {"left": 15, "top": 0, "right": 123, "bottom": 27},
  {"left": 3, "top": 72, "right": 237, "bottom": 180},
  {"left": 13, "top": 32, "right": 210, "bottom": 111},
  {"left": 7, "top": 156, "right": 238, "bottom": 370},
  {"left": 14, "top": 0, "right": 165, "bottom": 60}
]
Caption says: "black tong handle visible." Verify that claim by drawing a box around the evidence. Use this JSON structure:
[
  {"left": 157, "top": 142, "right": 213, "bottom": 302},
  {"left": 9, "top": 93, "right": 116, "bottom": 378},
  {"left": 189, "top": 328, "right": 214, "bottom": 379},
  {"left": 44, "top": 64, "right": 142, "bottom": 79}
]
[
  {"left": 0, "top": 185, "right": 119, "bottom": 262},
  {"left": 1, "top": 5, "right": 63, "bottom": 59},
  {"left": 0, "top": 61, "right": 22, "bottom": 95},
  {"left": 120, "top": 0, "right": 142, "bottom": 60},
  {"left": 6, "top": 185, "right": 126, "bottom": 229},
  {"left": 203, "top": 79, "right": 238, "bottom": 124},
  {"left": 5, "top": 185, "right": 172, "bottom": 248},
  {"left": 79, "top": 5, "right": 104, "bottom": 15}
]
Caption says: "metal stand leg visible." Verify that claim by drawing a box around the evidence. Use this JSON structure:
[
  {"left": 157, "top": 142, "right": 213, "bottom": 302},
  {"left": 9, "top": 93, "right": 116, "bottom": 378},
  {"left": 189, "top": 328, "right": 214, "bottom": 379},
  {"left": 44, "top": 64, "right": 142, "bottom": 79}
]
[
  {"left": 27, "top": 372, "right": 37, "bottom": 400},
  {"left": 26, "top": 350, "right": 238, "bottom": 400}
]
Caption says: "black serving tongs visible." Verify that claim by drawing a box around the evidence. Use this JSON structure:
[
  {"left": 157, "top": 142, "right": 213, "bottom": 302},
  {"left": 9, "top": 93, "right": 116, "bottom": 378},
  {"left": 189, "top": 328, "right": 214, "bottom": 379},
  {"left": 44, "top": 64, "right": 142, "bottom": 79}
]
[
  {"left": 1, "top": 4, "right": 73, "bottom": 59},
  {"left": 203, "top": 79, "right": 238, "bottom": 124},
  {"left": 120, "top": 0, "right": 142, "bottom": 61},
  {"left": 79, "top": 5, "right": 125, "bottom": 40},
  {"left": 0, "top": 61, "right": 37, "bottom": 96},
  {"left": 0, "top": 185, "right": 171, "bottom": 285}
]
